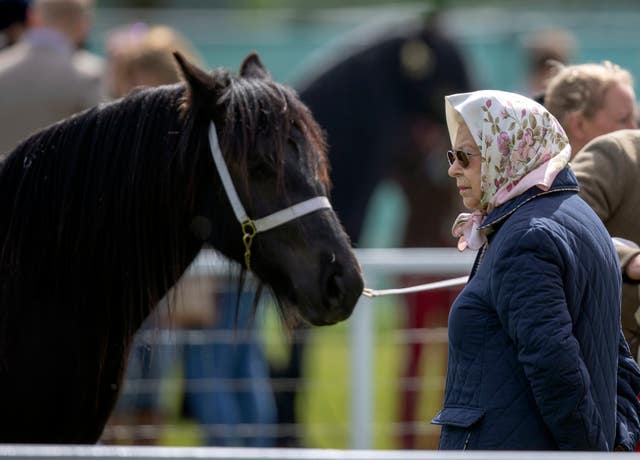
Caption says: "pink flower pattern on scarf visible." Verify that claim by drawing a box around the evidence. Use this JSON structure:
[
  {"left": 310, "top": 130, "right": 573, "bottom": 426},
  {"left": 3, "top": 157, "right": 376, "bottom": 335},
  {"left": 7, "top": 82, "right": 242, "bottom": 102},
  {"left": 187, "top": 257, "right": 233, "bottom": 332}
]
[{"left": 445, "top": 90, "right": 571, "bottom": 251}]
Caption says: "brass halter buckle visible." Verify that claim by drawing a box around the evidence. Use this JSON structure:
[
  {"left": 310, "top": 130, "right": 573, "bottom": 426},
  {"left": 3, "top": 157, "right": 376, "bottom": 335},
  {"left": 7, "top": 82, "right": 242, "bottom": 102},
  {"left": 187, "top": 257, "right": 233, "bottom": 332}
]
[{"left": 241, "top": 220, "right": 257, "bottom": 271}]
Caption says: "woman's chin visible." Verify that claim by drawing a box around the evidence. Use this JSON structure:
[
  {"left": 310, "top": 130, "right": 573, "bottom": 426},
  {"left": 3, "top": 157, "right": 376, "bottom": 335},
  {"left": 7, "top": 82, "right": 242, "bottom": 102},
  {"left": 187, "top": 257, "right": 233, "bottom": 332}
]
[{"left": 462, "top": 197, "right": 481, "bottom": 211}]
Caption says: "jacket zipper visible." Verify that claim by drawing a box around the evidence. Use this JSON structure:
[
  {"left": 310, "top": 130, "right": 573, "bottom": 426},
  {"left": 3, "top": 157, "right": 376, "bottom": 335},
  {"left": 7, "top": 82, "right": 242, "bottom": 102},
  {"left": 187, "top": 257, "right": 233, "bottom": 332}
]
[
  {"left": 470, "top": 243, "right": 488, "bottom": 277},
  {"left": 463, "top": 431, "right": 472, "bottom": 450}
]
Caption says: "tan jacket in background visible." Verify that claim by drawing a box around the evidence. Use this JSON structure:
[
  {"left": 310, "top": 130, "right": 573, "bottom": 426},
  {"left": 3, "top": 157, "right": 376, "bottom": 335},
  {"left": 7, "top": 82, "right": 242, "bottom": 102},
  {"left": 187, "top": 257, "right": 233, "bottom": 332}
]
[
  {"left": 0, "top": 30, "right": 103, "bottom": 156},
  {"left": 572, "top": 129, "right": 640, "bottom": 358}
]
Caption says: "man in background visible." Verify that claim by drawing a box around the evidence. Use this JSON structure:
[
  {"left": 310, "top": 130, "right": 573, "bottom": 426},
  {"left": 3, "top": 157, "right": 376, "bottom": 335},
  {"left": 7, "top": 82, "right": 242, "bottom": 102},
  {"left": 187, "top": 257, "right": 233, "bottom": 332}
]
[
  {"left": 544, "top": 61, "right": 639, "bottom": 360},
  {"left": 0, "top": 0, "right": 103, "bottom": 156},
  {"left": 572, "top": 130, "right": 640, "bottom": 361}
]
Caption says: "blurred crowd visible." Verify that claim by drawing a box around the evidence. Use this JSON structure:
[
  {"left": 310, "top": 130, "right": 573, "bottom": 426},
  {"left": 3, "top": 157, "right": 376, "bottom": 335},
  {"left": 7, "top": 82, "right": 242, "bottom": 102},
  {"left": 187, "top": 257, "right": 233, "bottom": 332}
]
[{"left": 2, "top": 0, "right": 640, "bottom": 451}]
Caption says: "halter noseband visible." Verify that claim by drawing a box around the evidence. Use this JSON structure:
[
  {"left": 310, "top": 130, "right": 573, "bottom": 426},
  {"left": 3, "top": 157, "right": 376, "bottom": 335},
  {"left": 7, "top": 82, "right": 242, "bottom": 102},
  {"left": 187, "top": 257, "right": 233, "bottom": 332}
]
[{"left": 208, "top": 122, "right": 332, "bottom": 271}]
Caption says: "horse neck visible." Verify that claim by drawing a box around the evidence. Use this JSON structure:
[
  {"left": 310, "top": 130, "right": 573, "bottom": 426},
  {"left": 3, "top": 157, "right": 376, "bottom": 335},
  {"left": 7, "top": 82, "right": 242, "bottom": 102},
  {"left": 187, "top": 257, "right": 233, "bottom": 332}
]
[{"left": 0, "top": 87, "right": 209, "bottom": 336}]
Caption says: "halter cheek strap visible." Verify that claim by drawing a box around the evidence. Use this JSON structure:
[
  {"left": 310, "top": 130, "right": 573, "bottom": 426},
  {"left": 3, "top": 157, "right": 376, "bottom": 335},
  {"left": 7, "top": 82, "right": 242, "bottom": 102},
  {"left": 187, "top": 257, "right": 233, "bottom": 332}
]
[{"left": 208, "top": 122, "right": 332, "bottom": 271}]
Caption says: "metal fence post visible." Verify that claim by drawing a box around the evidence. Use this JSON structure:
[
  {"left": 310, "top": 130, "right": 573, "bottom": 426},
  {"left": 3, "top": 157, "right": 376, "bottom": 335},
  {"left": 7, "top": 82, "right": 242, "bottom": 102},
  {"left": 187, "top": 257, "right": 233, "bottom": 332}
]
[{"left": 350, "top": 294, "right": 373, "bottom": 449}]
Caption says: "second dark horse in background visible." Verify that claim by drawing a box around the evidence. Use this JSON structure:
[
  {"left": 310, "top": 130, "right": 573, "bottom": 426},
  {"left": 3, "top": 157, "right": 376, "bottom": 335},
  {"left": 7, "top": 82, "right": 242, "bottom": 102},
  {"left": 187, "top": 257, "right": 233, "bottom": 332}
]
[{"left": 0, "top": 52, "right": 363, "bottom": 443}]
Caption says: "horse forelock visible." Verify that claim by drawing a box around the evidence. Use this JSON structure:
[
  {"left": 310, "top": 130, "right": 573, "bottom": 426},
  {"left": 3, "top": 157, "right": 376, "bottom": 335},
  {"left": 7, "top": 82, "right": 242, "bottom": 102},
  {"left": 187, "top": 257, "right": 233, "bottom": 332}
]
[{"left": 219, "top": 76, "right": 330, "bottom": 197}]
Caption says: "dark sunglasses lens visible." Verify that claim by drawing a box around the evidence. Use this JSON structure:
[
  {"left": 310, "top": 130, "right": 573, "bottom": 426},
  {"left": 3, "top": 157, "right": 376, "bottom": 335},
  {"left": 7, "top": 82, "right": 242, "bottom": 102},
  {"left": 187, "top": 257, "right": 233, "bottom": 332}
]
[
  {"left": 447, "top": 150, "right": 470, "bottom": 167},
  {"left": 447, "top": 150, "right": 455, "bottom": 166},
  {"left": 457, "top": 151, "right": 470, "bottom": 167}
]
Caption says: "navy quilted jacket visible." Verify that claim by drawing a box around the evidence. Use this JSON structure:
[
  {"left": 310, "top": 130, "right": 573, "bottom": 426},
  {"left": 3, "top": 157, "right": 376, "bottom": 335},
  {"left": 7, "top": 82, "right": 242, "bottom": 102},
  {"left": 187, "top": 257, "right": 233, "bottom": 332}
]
[{"left": 433, "top": 168, "right": 640, "bottom": 450}]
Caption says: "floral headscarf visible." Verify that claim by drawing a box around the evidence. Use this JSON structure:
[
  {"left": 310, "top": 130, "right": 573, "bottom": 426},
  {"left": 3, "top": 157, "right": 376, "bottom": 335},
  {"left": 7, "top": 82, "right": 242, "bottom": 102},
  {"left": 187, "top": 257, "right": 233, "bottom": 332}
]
[{"left": 445, "top": 90, "right": 571, "bottom": 251}]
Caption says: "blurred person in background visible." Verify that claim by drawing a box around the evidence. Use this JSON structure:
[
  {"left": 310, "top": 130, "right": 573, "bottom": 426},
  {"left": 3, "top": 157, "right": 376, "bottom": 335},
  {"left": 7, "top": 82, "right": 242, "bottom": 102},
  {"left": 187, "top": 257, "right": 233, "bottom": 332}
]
[
  {"left": 544, "top": 60, "right": 637, "bottom": 155},
  {"left": 433, "top": 89, "right": 640, "bottom": 450},
  {"left": 0, "top": 0, "right": 29, "bottom": 50},
  {"left": 0, "top": 0, "right": 103, "bottom": 156},
  {"left": 544, "top": 61, "right": 640, "bottom": 360},
  {"left": 522, "top": 28, "right": 575, "bottom": 101},
  {"left": 285, "top": 12, "right": 472, "bottom": 449},
  {"left": 104, "top": 23, "right": 200, "bottom": 99},
  {"left": 103, "top": 23, "right": 277, "bottom": 447}
]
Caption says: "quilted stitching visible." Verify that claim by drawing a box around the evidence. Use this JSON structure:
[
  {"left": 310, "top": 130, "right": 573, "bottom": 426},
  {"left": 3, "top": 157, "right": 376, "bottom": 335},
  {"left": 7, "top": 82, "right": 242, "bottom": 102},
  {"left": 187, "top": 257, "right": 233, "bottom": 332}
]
[{"left": 435, "top": 168, "right": 638, "bottom": 450}]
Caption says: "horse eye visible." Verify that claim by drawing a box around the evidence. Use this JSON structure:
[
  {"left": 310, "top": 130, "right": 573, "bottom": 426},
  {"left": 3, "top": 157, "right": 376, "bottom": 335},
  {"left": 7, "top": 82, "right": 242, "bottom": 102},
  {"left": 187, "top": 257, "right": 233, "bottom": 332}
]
[
  {"left": 247, "top": 152, "right": 276, "bottom": 179},
  {"left": 288, "top": 138, "right": 301, "bottom": 156},
  {"left": 249, "top": 163, "right": 271, "bottom": 179}
]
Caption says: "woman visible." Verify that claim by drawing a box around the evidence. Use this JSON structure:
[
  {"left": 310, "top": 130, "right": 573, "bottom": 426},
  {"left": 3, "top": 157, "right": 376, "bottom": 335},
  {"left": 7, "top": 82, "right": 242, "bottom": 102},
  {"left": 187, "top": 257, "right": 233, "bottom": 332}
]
[{"left": 432, "top": 90, "right": 640, "bottom": 450}]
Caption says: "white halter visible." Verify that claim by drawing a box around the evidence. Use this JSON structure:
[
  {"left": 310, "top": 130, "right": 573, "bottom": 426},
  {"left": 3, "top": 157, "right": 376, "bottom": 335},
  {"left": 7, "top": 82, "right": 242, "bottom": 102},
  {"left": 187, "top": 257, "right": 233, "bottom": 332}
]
[{"left": 208, "top": 122, "right": 332, "bottom": 270}]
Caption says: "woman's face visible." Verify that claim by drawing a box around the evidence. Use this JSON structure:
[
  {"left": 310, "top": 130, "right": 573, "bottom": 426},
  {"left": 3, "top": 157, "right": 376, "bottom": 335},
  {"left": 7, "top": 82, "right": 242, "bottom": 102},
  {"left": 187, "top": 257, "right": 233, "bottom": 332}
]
[{"left": 448, "top": 122, "right": 482, "bottom": 211}]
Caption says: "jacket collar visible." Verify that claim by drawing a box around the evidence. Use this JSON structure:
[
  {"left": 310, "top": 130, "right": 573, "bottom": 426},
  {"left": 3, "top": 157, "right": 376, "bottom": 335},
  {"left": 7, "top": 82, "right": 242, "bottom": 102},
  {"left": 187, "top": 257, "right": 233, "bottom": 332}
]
[{"left": 479, "top": 167, "right": 579, "bottom": 231}]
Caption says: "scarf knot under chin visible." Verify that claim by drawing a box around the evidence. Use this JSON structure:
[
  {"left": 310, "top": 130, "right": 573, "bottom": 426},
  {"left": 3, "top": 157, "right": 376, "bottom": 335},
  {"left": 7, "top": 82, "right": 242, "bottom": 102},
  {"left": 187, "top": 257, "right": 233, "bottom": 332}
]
[{"left": 451, "top": 211, "right": 487, "bottom": 251}]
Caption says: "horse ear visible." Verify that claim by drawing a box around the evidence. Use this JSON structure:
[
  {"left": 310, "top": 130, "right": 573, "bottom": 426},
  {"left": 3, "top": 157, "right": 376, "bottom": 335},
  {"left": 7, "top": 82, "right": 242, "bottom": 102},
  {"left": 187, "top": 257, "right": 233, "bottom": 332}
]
[
  {"left": 239, "top": 52, "right": 270, "bottom": 80},
  {"left": 174, "top": 51, "right": 228, "bottom": 121}
]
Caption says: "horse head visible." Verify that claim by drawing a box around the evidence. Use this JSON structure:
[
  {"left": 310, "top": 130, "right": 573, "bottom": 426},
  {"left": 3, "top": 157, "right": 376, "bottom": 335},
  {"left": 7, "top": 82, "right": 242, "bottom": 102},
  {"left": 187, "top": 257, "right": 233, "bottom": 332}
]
[{"left": 175, "top": 52, "right": 364, "bottom": 326}]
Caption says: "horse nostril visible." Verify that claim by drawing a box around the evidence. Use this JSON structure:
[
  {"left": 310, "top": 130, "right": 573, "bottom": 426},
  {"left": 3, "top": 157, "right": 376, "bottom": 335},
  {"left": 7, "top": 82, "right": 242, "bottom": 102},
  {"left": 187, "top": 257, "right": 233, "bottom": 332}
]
[
  {"left": 318, "top": 252, "right": 363, "bottom": 324},
  {"left": 325, "top": 270, "right": 345, "bottom": 310}
]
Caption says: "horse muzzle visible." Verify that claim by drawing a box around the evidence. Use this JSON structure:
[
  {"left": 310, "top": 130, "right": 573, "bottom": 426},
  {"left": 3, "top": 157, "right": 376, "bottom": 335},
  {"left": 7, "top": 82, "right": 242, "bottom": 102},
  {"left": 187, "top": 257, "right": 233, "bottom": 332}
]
[{"left": 301, "top": 250, "right": 363, "bottom": 326}]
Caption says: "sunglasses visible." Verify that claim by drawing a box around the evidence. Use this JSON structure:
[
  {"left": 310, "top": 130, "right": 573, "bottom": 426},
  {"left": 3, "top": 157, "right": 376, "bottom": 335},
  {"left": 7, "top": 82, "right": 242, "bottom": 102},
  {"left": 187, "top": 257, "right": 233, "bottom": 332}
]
[{"left": 447, "top": 149, "right": 480, "bottom": 168}]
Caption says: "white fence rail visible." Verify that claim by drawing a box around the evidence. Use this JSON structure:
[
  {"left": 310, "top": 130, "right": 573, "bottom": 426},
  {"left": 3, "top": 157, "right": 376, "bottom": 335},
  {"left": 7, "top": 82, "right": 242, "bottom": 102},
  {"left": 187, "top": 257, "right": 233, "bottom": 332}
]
[
  {"left": 345, "top": 248, "right": 473, "bottom": 449},
  {"left": 0, "top": 445, "right": 636, "bottom": 459},
  {"left": 189, "top": 248, "right": 475, "bottom": 450}
]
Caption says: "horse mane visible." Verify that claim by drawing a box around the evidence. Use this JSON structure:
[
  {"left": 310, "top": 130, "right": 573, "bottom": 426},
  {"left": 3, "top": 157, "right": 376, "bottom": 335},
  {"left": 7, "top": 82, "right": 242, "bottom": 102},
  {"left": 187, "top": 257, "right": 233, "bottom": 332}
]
[
  {"left": 0, "top": 66, "right": 330, "bottom": 366},
  {"left": 0, "top": 85, "right": 193, "bottom": 363}
]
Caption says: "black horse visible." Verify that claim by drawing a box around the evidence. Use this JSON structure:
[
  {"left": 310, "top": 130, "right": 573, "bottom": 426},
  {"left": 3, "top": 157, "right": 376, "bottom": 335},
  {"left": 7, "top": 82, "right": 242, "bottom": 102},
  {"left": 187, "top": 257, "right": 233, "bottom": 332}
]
[{"left": 0, "top": 52, "right": 363, "bottom": 443}]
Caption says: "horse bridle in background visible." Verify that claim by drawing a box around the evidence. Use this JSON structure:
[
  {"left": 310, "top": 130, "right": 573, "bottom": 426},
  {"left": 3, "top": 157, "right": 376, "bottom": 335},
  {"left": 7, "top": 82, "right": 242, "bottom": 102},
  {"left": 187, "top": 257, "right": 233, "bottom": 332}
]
[{"left": 208, "top": 122, "right": 332, "bottom": 271}]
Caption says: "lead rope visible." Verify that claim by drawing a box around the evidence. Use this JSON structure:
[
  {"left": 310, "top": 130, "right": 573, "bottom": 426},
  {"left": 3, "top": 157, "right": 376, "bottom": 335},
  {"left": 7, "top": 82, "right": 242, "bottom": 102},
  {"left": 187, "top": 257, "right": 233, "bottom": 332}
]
[
  {"left": 375, "top": 242, "right": 630, "bottom": 317},
  {"left": 362, "top": 275, "right": 469, "bottom": 298}
]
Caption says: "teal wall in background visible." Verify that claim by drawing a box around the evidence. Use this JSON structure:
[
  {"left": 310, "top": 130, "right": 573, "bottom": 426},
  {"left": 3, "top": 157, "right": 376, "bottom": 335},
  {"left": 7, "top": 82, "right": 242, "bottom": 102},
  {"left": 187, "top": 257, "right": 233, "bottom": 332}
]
[
  {"left": 90, "top": 6, "right": 421, "bottom": 84},
  {"left": 89, "top": 4, "right": 640, "bottom": 94},
  {"left": 440, "top": 6, "right": 640, "bottom": 92}
]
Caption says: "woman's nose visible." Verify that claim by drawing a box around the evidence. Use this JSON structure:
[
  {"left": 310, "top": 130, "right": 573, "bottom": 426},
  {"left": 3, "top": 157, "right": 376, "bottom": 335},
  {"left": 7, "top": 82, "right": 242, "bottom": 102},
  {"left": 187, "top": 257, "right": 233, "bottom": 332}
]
[{"left": 448, "top": 160, "right": 462, "bottom": 178}]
